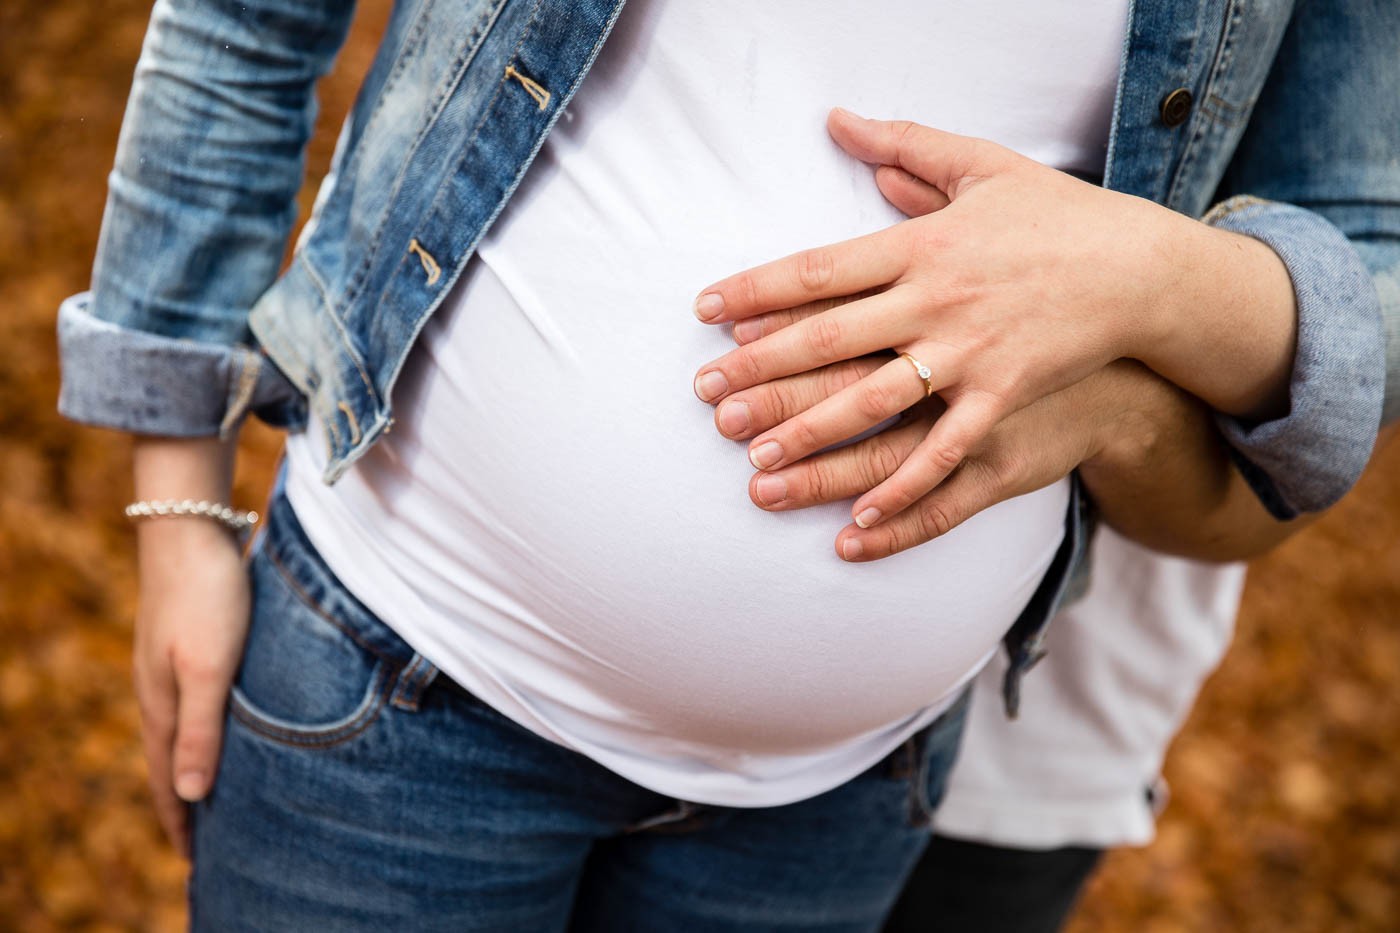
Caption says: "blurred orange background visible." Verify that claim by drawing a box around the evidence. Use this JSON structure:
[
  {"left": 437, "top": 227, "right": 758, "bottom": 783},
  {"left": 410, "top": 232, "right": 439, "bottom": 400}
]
[{"left": 1, "top": 2, "right": 1397, "bottom": 930}]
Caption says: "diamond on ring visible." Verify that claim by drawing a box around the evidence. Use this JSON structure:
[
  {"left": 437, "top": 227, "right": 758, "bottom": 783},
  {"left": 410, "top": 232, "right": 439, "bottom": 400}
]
[{"left": 900, "top": 353, "right": 936, "bottom": 398}]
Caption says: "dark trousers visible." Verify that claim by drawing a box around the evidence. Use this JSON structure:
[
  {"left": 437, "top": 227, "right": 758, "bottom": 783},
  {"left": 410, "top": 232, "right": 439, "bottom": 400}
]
[{"left": 883, "top": 835, "right": 1103, "bottom": 933}]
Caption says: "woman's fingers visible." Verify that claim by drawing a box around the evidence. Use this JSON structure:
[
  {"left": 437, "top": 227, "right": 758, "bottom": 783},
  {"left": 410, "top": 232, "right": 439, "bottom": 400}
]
[
  {"left": 741, "top": 355, "right": 942, "bottom": 470},
  {"left": 171, "top": 662, "right": 234, "bottom": 804},
  {"left": 132, "top": 518, "right": 251, "bottom": 859},
  {"left": 851, "top": 391, "right": 1006, "bottom": 527},
  {"left": 693, "top": 225, "right": 907, "bottom": 324},
  {"left": 134, "top": 659, "right": 190, "bottom": 858},
  {"left": 694, "top": 288, "right": 918, "bottom": 402},
  {"left": 715, "top": 357, "right": 886, "bottom": 440}
]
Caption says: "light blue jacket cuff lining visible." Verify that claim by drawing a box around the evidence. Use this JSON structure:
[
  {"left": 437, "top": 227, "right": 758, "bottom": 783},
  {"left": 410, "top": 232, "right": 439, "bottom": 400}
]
[
  {"left": 1203, "top": 198, "right": 1386, "bottom": 520},
  {"left": 57, "top": 292, "right": 305, "bottom": 437}
]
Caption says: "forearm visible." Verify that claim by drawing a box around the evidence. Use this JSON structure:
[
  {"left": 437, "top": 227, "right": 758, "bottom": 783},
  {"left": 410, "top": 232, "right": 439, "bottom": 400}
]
[
  {"left": 1139, "top": 216, "right": 1299, "bottom": 422},
  {"left": 58, "top": 0, "right": 355, "bottom": 440},
  {"left": 132, "top": 435, "right": 241, "bottom": 561},
  {"left": 133, "top": 435, "right": 237, "bottom": 503},
  {"left": 1078, "top": 363, "right": 1308, "bottom": 562}
]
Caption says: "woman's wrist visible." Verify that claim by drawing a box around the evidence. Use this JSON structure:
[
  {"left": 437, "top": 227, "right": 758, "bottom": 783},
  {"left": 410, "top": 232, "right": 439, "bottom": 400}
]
[
  {"left": 133, "top": 435, "right": 237, "bottom": 501},
  {"left": 1137, "top": 218, "right": 1298, "bottom": 422},
  {"left": 131, "top": 435, "right": 245, "bottom": 548}
]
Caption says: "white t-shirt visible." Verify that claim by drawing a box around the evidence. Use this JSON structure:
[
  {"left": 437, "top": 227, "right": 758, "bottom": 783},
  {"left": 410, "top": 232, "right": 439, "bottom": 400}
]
[
  {"left": 933, "top": 529, "right": 1247, "bottom": 848},
  {"left": 285, "top": 0, "right": 1127, "bottom": 806}
]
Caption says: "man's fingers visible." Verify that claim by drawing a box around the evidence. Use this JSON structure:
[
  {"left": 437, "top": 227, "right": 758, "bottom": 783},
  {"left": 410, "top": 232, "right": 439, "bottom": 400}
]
[
  {"left": 835, "top": 461, "right": 1005, "bottom": 561},
  {"left": 826, "top": 108, "right": 1006, "bottom": 197},
  {"left": 171, "top": 665, "right": 232, "bottom": 804},
  {"left": 874, "top": 164, "right": 950, "bottom": 217},
  {"left": 749, "top": 412, "right": 931, "bottom": 510},
  {"left": 693, "top": 226, "right": 906, "bottom": 324},
  {"left": 715, "top": 357, "right": 886, "bottom": 440},
  {"left": 851, "top": 392, "right": 1005, "bottom": 526}
]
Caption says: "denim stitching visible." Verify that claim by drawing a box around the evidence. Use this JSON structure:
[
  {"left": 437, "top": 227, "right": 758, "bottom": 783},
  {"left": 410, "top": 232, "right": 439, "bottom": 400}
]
[
  {"left": 1201, "top": 193, "right": 1266, "bottom": 224},
  {"left": 264, "top": 536, "right": 397, "bottom": 667},
  {"left": 1165, "top": 0, "right": 1244, "bottom": 209},
  {"left": 504, "top": 64, "right": 551, "bottom": 110},
  {"left": 341, "top": 0, "right": 510, "bottom": 310},
  {"left": 229, "top": 663, "right": 395, "bottom": 749},
  {"left": 298, "top": 253, "right": 382, "bottom": 409},
  {"left": 371, "top": 0, "right": 626, "bottom": 442},
  {"left": 218, "top": 350, "right": 260, "bottom": 439}
]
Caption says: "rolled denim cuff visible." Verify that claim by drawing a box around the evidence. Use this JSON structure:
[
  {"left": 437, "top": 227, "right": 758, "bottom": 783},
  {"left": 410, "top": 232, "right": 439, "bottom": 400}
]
[
  {"left": 57, "top": 292, "right": 306, "bottom": 437},
  {"left": 1202, "top": 196, "right": 1386, "bottom": 520}
]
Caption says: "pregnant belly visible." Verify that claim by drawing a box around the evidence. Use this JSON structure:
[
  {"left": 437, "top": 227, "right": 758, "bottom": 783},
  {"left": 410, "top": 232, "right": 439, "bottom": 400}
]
[{"left": 289, "top": 260, "right": 1070, "bottom": 756}]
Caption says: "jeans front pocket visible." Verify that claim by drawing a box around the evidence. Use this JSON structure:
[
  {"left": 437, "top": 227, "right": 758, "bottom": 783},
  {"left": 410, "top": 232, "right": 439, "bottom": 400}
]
[{"left": 229, "top": 539, "right": 393, "bottom": 749}]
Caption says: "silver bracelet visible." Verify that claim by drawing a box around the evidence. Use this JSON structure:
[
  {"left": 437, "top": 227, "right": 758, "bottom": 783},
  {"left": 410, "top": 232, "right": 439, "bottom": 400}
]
[{"left": 124, "top": 499, "right": 259, "bottom": 536}]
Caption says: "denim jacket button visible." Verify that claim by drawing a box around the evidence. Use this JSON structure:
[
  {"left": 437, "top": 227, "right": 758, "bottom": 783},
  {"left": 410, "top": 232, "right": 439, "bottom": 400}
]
[{"left": 1159, "top": 88, "right": 1193, "bottom": 127}]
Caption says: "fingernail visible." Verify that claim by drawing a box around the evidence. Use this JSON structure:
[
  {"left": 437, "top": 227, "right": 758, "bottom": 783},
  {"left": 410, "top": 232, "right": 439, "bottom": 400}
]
[
  {"left": 694, "top": 293, "right": 725, "bottom": 322},
  {"left": 842, "top": 538, "right": 865, "bottom": 560},
  {"left": 833, "top": 106, "right": 865, "bottom": 121},
  {"left": 175, "top": 771, "right": 205, "bottom": 802},
  {"left": 695, "top": 371, "right": 729, "bottom": 402},
  {"left": 749, "top": 440, "right": 783, "bottom": 470},
  {"left": 855, "top": 507, "right": 882, "bottom": 528},
  {"left": 732, "top": 320, "right": 761, "bottom": 344},
  {"left": 717, "top": 400, "right": 751, "bottom": 436},
  {"left": 754, "top": 472, "right": 788, "bottom": 506}
]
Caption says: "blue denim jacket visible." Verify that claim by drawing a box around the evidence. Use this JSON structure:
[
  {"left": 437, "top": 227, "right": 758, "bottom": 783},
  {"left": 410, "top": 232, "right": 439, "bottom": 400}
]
[{"left": 57, "top": 0, "right": 1399, "bottom": 716}]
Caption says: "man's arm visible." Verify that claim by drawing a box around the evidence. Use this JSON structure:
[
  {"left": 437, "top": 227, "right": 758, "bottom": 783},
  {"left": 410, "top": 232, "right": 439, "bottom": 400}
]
[{"left": 1075, "top": 364, "right": 1311, "bottom": 562}]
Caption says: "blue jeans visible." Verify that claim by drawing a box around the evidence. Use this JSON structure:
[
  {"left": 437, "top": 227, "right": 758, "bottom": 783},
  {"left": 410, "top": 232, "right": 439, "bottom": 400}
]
[{"left": 189, "top": 488, "right": 971, "bottom": 931}]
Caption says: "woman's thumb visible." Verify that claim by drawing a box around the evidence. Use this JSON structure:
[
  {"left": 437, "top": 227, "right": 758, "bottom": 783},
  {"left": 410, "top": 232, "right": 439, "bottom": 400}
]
[
  {"left": 874, "top": 164, "right": 951, "bottom": 217},
  {"left": 828, "top": 108, "right": 997, "bottom": 198}
]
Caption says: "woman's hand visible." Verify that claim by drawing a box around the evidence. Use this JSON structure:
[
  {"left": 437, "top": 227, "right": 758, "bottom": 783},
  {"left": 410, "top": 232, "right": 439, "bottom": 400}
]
[
  {"left": 693, "top": 109, "right": 1296, "bottom": 532},
  {"left": 131, "top": 437, "right": 248, "bottom": 858}
]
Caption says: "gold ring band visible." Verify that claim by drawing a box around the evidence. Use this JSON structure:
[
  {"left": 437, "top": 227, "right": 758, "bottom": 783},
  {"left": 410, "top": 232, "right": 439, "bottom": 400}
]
[{"left": 900, "top": 353, "right": 935, "bottom": 398}]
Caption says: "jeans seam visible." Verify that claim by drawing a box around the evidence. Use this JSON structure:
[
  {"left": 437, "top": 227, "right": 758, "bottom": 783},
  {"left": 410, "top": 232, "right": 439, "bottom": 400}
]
[{"left": 264, "top": 532, "right": 398, "bottom": 668}]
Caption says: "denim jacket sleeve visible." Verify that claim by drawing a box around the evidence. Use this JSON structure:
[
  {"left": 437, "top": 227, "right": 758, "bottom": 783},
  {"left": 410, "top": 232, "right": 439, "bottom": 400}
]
[
  {"left": 1199, "top": 0, "right": 1399, "bottom": 520},
  {"left": 56, "top": 0, "right": 357, "bottom": 437}
]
